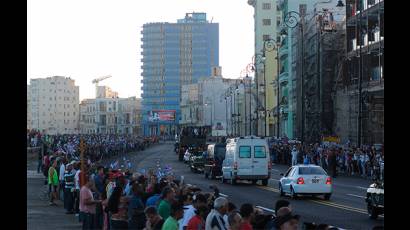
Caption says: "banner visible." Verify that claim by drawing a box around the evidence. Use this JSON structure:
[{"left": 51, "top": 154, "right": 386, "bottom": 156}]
[{"left": 148, "top": 110, "right": 176, "bottom": 122}]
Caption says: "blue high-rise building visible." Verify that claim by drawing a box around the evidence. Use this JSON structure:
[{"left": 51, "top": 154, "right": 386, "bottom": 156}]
[{"left": 141, "top": 12, "right": 219, "bottom": 136}]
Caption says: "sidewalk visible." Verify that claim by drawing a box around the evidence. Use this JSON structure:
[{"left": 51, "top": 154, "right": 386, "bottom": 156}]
[{"left": 27, "top": 170, "right": 81, "bottom": 230}]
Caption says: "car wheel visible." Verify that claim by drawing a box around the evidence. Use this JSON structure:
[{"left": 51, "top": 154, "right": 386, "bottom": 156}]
[
  {"left": 221, "top": 175, "right": 226, "bottom": 184},
  {"left": 368, "top": 204, "right": 378, "bottom": 219},
  {"left": 262, "top": 179, "right": 268, "bottom": 186},
  {"left": 290, "top": 186, "right": 297, "bottom": 199},
  {"left": 324, "top": 193, "right": 331, "bottom": 200},
  {"left": 279, "top": 184, "right": 285, "bottom": 197},
  {"left": 252, "top": 180, "right": 257, "bottom": 185}
]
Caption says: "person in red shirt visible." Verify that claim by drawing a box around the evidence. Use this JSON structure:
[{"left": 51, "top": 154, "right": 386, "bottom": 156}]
[
  {"left": 187, "top": 204, "right": 208, "bottom": 230},
  {"left": 239, "top": 203, "right": 254, "bottom": 230}
]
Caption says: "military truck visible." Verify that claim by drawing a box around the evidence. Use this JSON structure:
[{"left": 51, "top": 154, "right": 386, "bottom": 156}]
[{"left": 177, "top": 127, "right": 207, "bottom": 162}]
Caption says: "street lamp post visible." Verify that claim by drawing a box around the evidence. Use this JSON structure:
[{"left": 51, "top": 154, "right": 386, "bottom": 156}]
[{"left": 283, "top": 10, "right": 304, "bottom": 142}]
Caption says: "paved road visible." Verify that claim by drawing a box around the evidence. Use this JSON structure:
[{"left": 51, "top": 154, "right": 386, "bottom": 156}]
[
  {"left": 132, "top": 144, "right": 384, "bottom": 230},
  {"left": 27, "top": 143, "right": 384, "bottom": 229}
]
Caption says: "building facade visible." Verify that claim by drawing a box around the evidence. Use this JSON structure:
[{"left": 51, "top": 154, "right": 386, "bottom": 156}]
[
  {"left": 179, "top": 67, "right": 238, "bottom": 137},
  {"left": 79, "top": 97, "right": 142, "bottom": 135},
  {"left": 27, "top": 85, "right": 32, "bottom": 130},
  {"left": 141, "top": 12, "right": 219, "bottom": 137},
  {"left": 28, "top": 76, "right": 80, "bottom": 134},
  {"left": 278, "top": 0, "right": 320, "bottom": 139},
  {"left": 97, "top": 86, "right": 119, "bottom": 99},
  {"left": 248, "top": 0, "right": 281, "bottom": 137},
  {"left": 333, "top": 0, "right": 384, "bottom": 145},
  {"left": 289, "top": 0, "right": 347, "bottom": 143}
]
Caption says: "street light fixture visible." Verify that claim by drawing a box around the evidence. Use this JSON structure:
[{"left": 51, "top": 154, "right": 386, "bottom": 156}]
[{"left": 336, "top": 0, "right": 345, "bottom": 7}]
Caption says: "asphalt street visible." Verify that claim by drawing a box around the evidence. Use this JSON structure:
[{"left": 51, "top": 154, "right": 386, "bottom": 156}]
[
  {"left": 133, "top": 143, "right": 384, "bottom": 230},
  {"left": 27, "top": 143, "right": 384, "bottom": 229}
]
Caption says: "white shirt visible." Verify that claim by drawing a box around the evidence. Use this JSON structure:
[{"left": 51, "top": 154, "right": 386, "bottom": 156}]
[
  {"left": 180, "top": 205, "right": 196, "bottom": 230},
  {"left": 291, "top": 150, "right": 298, "bottom": 159},
  {"left": 59, "top": 164, "right": 66, "bottom": 181},
  {"left": 74, "top": 169, "right": 81, "bottom": 190}
]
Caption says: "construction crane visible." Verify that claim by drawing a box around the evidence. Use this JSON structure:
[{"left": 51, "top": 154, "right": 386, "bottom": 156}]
[{"left": 92, "top": 75, "right": 112, "bottom": 98}]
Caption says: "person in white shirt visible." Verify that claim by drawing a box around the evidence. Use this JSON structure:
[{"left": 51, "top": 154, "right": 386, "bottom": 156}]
[
  {"left": 291, "top": 147, "right": 298, "bottom": 166},
  {"left": 73, "top": 163, "right": 81, "bottom": 216},
  {"left": 205, "top": 197, "right": 229, "bottom": 230},
  {"left": 59, "top": 158, "right": 66, "bottom": 201}
]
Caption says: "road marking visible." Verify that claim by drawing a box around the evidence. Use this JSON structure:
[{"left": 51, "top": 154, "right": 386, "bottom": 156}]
[
  {"left": 255, "top": 206, "right": 275, "bottom": 213},
  {"left": 271, "top": 169, "right": 280, "bottom": 172},
  {"left": 269, "top": 178, "right": 280, "bottom": 181},
  {"left": 258, "top": 186, "right": 280, "bottom": 193},
  {"left": 347, "top": 194, "right": 367, "bottom": 199},
  {"left": 356, "top": 186, "right": 368, "bottom": 190},
  {"left": 311, "top": 200, "right": 368, "bottom": 214},
  {"left": 257, "top": 186, "right": 368, "bottom": 215},
  {"left": 219, "top": 193, "right": 229, "bottom": 198}
]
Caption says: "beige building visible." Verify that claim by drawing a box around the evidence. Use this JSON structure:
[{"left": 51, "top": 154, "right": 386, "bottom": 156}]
[
  {"left": 97, "top": 85, "right": 118, "bottom": 98},
  {"left": 248, "top": 0, "right": 281, "bottom": 137},
  {"left": 79, "top": 97, "right": 142, "bottom": 135},
  {"left": 28, "top": 76, "right": 80, "bottom": 134}
]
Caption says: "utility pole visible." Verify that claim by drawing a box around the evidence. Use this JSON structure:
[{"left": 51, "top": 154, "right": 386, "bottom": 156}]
[
  {"left": 300, "top": 12, "right": 305, "bottom": 143},
  {"left": 357, "top": 2, "right": 363, "bottom": 147},
  {"left": 79, "top": 138, "right": 86, "bottom": 184}
]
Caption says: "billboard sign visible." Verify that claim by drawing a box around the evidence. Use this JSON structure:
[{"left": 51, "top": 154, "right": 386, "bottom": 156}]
[{"left": 148, "top": 110, "right": 176, "bottom": 122}]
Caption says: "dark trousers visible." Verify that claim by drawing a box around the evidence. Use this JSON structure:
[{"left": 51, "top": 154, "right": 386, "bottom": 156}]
[
  {"left": 82, "top": 213, "right": 96, "bottom": 230},
  {"left": 95, "top": 203, "right": 103, "bottom": 229},
  {"left": 110, "top": 219, "right": 128, "bottom": 230},
  {"left": 64, "top": 188, "right": 74, "bottom": 212},
  {"left": 37, "top": 159, "right": 42, "bottom": 173},
  {"left": 74, "top": 190, "right": 80, "bottom": 213}
]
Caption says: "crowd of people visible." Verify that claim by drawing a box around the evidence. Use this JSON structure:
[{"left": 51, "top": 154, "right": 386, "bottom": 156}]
[
  {"left": 270, "top": 140, "right": 384, "bottom": 180},
  {"left": 28, "top": 129, "right": 159, "bottom": 173},
  {"left": 43, "top": 152, "right": 331, "bottom": 230}
]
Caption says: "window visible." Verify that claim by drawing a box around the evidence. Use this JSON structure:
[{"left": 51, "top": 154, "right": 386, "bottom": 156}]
[
  {"left": 284, "top": 167, "right": 293, "bottom": 177},
  {"left": 239, "top": 146, "right": 251, "bottom": 158},
  {"left": 263, "top": 3, "right": 271, "bottom": 9},
  {"left": 254, "top": 146, "right": 266, "bottom": 158},
  {"left": 263, "top": 35, "right": 271, "bottom": 41},
  {"left": 263, "top": 19, "right": 271, "bottom": 26},
  {"left": 298, "top": 167, "right": 327, "bottom": 175}
]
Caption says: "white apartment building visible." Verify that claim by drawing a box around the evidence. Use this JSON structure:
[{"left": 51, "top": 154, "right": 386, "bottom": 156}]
[
  {"left": 97, "top": 86, "right": 119, "bottom": 98},
  {"left": 79, "top": 97, "right": 142, "bottom": 135},
  {"left": 28, "top": 76, "right": 80, "bottom": 134},
  {"left": 180, "top": 67, "right": 238, "bottom": 136}
]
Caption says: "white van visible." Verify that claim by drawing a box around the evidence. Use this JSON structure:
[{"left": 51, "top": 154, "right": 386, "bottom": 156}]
[{"left": 221, "top": 136, "right": 271, "bottom": 186}]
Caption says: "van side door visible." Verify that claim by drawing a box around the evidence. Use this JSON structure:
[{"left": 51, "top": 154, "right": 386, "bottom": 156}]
[{"left": 252, "top": 145, "right": 269, "bottom": 176}]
